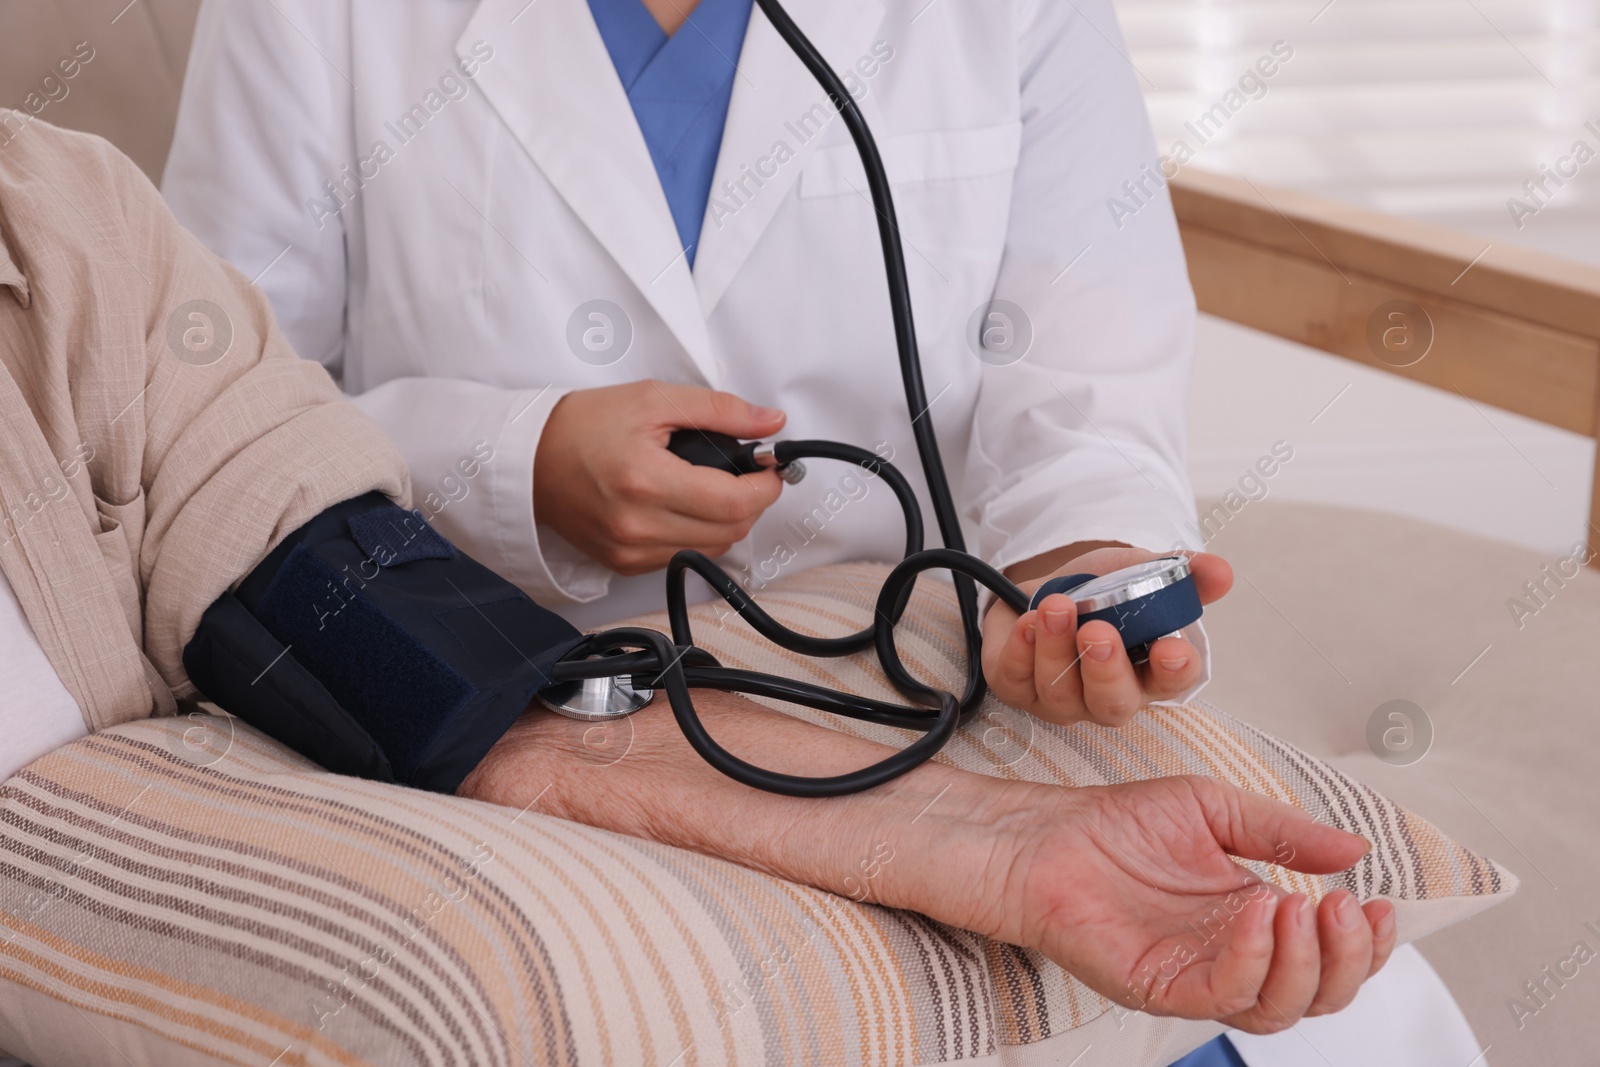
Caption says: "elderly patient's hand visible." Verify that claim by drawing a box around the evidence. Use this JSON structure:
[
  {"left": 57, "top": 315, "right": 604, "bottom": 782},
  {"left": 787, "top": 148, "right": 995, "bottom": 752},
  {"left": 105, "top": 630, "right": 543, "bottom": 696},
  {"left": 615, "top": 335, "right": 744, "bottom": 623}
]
[
  {"left": 466, "top": 692, "right": 1393, "bottom": 1034},
  {"left": 908, "top": 775, "right": 1395, "bottom": 1033},
  {"left": 982, "top": 546, "right": 1233, "bottom": 726}
]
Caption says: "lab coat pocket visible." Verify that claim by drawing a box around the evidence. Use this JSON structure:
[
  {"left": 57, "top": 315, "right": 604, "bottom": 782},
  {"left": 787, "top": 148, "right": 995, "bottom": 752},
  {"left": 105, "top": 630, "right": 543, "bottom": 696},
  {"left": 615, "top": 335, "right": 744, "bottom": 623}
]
[{"left": 796, "top": 122, "right": 1023, "bottom": 198}]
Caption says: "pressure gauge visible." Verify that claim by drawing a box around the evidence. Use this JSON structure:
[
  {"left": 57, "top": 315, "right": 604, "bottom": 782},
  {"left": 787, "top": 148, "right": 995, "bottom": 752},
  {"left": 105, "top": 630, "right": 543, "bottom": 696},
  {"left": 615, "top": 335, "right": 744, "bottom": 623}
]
[{"left": 1028, "top": 555, "right": 1202, "bottom": 658}]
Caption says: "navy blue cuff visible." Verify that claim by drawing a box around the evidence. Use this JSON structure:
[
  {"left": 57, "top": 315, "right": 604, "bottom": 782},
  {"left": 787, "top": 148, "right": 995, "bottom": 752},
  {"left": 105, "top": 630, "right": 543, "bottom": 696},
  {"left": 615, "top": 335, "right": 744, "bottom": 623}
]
[{"left": 184, "top": 493, "right": 585, "bottom": 793}]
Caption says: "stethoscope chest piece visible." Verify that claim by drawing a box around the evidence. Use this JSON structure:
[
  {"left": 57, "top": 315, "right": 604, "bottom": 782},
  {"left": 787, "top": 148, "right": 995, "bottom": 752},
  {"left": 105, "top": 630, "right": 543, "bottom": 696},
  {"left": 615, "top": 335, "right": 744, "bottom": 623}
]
[
  {"left": 540, "top": 657, "right": 654, "bottom": 720},
  {"left": 1028, "top": 556, "right": 1202, "bottom": 661}
]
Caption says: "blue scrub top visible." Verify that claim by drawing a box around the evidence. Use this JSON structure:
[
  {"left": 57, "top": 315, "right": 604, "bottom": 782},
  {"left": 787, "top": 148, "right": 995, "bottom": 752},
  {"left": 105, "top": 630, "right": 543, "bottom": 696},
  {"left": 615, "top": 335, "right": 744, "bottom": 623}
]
[
  {"left": 1168, "top": 1036, "right": 1247, "bottom": 1067},
  {"left": 586, "top": 0, "right": 755, "bottom": 267}
]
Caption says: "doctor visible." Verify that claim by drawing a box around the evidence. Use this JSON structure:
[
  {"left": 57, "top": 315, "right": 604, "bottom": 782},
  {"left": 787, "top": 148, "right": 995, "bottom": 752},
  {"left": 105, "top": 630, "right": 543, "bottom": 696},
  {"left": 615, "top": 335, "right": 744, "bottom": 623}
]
[
  {"left": 163, "top": 0, "right": 1225, "bottom": 731},
  {"left": 162, "top": 1, "right": 1487, "bottom": 1062}
]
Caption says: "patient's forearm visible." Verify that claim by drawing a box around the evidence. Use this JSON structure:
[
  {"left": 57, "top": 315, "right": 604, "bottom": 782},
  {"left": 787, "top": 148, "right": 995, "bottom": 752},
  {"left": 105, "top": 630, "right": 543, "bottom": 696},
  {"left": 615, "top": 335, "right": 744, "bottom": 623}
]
[
  {"left": 461, "top": 690, "right": 1394, "bottom": 1034},
  {"left": 459, "top": 692, "right": 1005, "bottom": 924}
]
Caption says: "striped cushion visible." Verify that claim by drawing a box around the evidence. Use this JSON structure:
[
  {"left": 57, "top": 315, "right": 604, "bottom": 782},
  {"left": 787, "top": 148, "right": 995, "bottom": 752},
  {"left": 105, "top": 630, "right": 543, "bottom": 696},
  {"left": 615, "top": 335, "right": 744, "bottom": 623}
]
[{"left": 0, "top": 563, "right": 1514, "bottom": 1066}]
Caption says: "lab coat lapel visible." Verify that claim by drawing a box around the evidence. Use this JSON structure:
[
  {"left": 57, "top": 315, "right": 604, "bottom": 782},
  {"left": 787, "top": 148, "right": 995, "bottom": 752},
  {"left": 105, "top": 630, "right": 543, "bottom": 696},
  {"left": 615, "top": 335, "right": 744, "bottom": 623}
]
[
  {"left": 459, "top": 0, "right": 718, "bottom": 381},
  {"left": 692, "top": 0, "right": 888, "bottom": 318}
]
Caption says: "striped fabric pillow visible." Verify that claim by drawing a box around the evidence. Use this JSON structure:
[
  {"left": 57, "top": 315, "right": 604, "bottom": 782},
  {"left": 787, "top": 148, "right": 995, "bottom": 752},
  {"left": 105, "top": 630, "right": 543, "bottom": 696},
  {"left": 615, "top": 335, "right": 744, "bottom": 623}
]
[{"left": 0, "top": 563, "right": 1513, "bottom": 1067}]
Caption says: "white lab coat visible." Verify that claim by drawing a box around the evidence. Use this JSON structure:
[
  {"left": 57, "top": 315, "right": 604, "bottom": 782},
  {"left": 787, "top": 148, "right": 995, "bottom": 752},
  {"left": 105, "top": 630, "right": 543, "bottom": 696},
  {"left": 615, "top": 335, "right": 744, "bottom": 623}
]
[{"left": 163, "top": 0, "right": 1202, "bottom": 630}]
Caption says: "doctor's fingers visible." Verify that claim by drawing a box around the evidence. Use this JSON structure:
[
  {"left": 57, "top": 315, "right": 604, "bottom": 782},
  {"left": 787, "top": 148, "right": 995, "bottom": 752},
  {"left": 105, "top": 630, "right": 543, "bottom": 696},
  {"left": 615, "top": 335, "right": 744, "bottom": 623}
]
[
  {"left": 598, "top": 509, "right": 757, "bottom": 565},
  {"left": 607, "top": 542, "right": 740, "bottom": 577},
  {"left": 651, "top": 464, "right": 785, "bottom": 524},
  {"left": 982, "top": 611, "right": 1040, "bottom": 712},
  {"left": 1075, "top": 621, "right": 1145, "bottom": 727},
  {"left": 1188, "top": 551, "right": 1235, "bottom": 605},
  {"left": 1136, "top": 635, "right": 1204, "bottom": 702},
  {"left": 1028, "top": 594, "right": 1094, "bottom": 725},
  {"left": 641, "top": 380, "right": 787, "bottom": 439}
]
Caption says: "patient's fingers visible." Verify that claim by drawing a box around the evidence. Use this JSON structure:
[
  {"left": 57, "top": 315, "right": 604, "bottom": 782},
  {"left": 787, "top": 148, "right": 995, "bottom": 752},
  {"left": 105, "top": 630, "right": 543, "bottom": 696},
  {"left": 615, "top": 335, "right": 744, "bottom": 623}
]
[
  {"left": 1224, "top": 893, "right": 1320, "bottom": 1034},
  {"left": 1364, "top": 899, "right": 1397, "bottom": 978},
  {"left": 1178, "top": 894, "right": 1277, "bottom": 1018},
  {"left": 1191, "top": 777, "right": 1371, "bottom": 875},
  {"left": 1077, "top": 620, "right": 1143, "bottom": 726},
  {"left": 1304, "top": 890, "right": 1375, "bottom": 1017}
]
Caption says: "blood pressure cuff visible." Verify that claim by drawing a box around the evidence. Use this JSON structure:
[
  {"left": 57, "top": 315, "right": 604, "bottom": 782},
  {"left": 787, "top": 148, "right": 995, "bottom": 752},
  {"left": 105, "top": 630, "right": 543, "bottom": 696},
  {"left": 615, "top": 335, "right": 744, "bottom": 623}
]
[{"left": 183, "top": 493, "right": 586, "bottom": 793}]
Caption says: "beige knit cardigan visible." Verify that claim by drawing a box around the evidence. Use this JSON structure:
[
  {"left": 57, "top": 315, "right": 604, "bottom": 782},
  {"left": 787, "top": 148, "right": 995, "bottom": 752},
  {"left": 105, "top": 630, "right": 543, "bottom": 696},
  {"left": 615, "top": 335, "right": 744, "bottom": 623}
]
[{"left": 0, "top": 116, "right": 409, "bottom": 731}]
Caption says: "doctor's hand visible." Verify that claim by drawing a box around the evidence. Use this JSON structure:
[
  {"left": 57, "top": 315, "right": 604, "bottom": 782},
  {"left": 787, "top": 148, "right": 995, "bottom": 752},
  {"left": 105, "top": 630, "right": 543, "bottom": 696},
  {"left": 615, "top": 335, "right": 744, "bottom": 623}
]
[
  {"left": 982, "top": 546, "right": 1233, "bottom": 727},
  {"left": 534, "top": 380, "right": 788, "bottom": 575}
]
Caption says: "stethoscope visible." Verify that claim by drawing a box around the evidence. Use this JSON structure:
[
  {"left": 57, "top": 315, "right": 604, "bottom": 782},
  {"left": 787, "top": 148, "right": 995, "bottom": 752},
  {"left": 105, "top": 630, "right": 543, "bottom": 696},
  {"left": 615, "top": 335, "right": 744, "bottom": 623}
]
[{"left": 539, "top": 0, "right": 1203, "bottom": 797}]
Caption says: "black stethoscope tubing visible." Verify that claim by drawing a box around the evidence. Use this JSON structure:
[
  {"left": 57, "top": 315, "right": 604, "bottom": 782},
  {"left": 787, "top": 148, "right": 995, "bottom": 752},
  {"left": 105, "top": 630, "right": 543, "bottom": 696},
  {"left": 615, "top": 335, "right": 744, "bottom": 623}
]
[{"left": 546, "top": 0, "right": 1033, "bottom": 797}]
